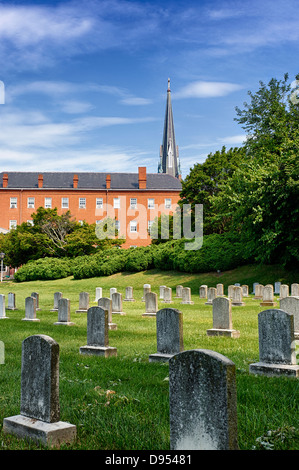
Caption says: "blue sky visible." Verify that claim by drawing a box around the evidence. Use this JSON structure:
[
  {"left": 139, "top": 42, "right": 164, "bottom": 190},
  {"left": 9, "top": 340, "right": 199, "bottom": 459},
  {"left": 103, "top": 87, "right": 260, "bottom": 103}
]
[{"left": 0, "top": 0, "right": 298, "bottom": 178}]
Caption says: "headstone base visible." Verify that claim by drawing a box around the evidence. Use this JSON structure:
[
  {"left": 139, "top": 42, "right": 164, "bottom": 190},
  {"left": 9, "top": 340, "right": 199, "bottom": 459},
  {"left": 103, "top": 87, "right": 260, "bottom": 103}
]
[
  {"left": 79, "top": 345, "right": 117, "bottom": 357},
  {"left": 260, "top": 302, "right": 277, "bottom": 307},
  {"left": 50, "top": 309, "right": 58, "bottom": 312},
  {"left": 204, "top": 301, "right": 213, "bottom": 305},
  {"left": 112, "top": 311, "right": 126, "bottom": 315},
  {"left": 232, "top": 302, "right": 245, "bottom": 306},
  {"left": 75, "top": 309, "right": 88, "bottom": 313},
  {"left": 0, "top": 316, "right": 9, "bottom": 319},
  {"left": 142, "top": 312, "right": 156, "bottom": 317},
  {"left": 206, "top": 328, "right": 240, "bottom": 338},
  {"left": 181, "top": 301, "right": 194, "bottom": 305},
  {"left": 53, "top": 321, "right": 75, "bottom": 326},
  {"left": 3, "top": 414, "right": 76, "bottom": 448},
  {"left": 123, "top": 299, "right": 135, "bottom": 302},
  {"left": 149, "top": 353, "right": 173, "bottom": 362},
  {"left": 22, "top": 318, "right": 40, "bottom": 322},
  {"left": 249, "top": 362, "right": 299, "bottom": 378},
  {"left": 109, "top": 323, "right": 117, "bottom": 330},
  {"left": 7, "top": 308, "right": 18, "bottom": 311},
  {"left": 162, "top": 301, "right": 173, "bottom": 304}
]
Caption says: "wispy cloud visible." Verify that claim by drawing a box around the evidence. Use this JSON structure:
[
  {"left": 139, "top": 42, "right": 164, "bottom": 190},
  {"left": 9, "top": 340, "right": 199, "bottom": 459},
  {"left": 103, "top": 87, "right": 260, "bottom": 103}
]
[{"left": 175, "top": 81, "right": 243, "bottom": 99}]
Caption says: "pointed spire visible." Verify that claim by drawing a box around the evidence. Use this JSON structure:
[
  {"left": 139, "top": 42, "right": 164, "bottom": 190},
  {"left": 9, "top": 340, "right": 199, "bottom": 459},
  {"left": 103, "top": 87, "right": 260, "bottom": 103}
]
[{"left": 158, "top": 78, "right": 181, "bottom": 179}]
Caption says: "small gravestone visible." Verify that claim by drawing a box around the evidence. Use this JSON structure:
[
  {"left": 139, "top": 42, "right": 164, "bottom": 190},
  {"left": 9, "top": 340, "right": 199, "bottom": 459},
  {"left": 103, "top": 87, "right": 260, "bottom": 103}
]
[
  {"left": 199, "top": 285, "right": 207, "bottom": 299},
  {"left": 3, "top": 334, "right": 76, "bottom": 447},
  {"left": 94, "top": 287, "right": 102, "bottom": 302},
  {"left": 242, "top": 285, "right": 249, "bottom": 297},
  {"left": 291, "top": 283, "right": 299, "bottom": 297},
  {"left": 159, "top": 285, "right": 166, "bottom": 300},
  {"left": 0, "top": 295, "right": 8, "bottom": 319},
  {"left": 7, "top": 292, "right": 17, "bottom": 310},
  {"left": 149, "top": 308, "right": 184, "bottom": 362},
  {"left": 181, "top": 287, "right": 194, "bottom": 305},
  {"left": 76, "top": 292, "right": 89, "bottom": 313},
  {"left": 274, "top": 282, "right": 281, "bottom": 295},
  {"left": 124, "top": 286, "right": 135, "bottom": 301},
  {"left": 110, "top": 287, "right": 117, "bottom": 298},
  {"left": 252, "top": 282, "right": 259, "bottom": 295},
  {"left": 169, "top": 349, "right": 239, "bottom": 450},
  {"left": 142, "top": 292, "right": 158, "bottom": 317},
  {"left": 231, "top": 286, "right": 244, "bottom": 306},
  {"left": 79, "top": 307, "right": 117, "bottom": 357},
  {"left": 98, "top": 297, "right": 117, "bottom": 330},
  {"left": 31, "top": 292, "right": 41, "bottom": 311},
  {"left": 279, "top": 284, "right": 289, "bottom": 300},
  {"left": 142, "top": 284, "right": 151, "bottom": 301},
  {"left": 111, "top": 292, "right": 126, "bottom": 315},
  {"left": 280, "top": 296, "right": 299, "bottom": 339},
  {"left": 227, "top": 285, "right": 234, "bottom": 299},
  {"left": 216, "top": 283, "right": 224, "bottom": 296},
  {"left": 175, "top": 285, "right": 183, "bottom": 298},
  {"left": 54, "top": 298, "right": 74, "bottom": 326},
  {"left": 254, "top": 284, "right": 264, "bottom": 300},
  {"left": 50, "top": 292, "right": 63, "bottom": 311},
  {"left": 205, "top": 287, "right": 217, "bottom": 305},
  {"left": 249, "top": 309, "right": 299, "bottom": 378},
  {"left": 162, "top": 287, "right": 173, "bottom": 303},
  {"left": 207, "top": 297, "right": 240, "bottom": 338},
  {"left": 260, "top": 284, "right": 276, "bottom": 307},
  {"left": 22, "top": 297, "right": 40, "bottom": 322}
]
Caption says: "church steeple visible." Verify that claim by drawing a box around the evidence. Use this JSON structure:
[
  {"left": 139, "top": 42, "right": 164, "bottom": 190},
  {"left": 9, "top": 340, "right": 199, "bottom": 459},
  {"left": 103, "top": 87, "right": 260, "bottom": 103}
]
[{"left": 158, "top": 78, "right": 181, "bottom": 179}]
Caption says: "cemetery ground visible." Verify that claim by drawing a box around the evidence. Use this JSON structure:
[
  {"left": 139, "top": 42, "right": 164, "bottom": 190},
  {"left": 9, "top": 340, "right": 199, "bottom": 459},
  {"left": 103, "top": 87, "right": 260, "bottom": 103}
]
[{"left": 0, "top": 264, "right": 298, "bottom": 451}]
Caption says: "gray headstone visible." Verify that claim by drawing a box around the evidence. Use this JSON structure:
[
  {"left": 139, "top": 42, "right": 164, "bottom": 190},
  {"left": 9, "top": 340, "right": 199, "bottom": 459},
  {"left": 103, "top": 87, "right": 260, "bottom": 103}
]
[
  {"left": 111, "top": 292, "right": 125, "bottom": 315},
  {"left": 249, "top": 309, "right": 299, "bottom": 378},
  {"left": 7, "top": 292, "right": 17, "bottom": 310},
  {"left": 231, "top": 286, "right": 244, "bottom": 306},
  {"left": 291, "top": 283, "right": 299, "bottom": 297},
  {"left": 159, "top": 285, "right": 166, "bottom": 299},
  {"left": 181, "top": 287, "right": 194, "bottom": 305},
  {"left": 0, "top": 294, "right": 8, "bottom": 319},
  {"left": 76, "top": 291, "right": 89, "bottom": 312},
  {"left": 175, "top": 285, "right": 183, "bottom": 298},
  {"left": 98, "top": 297, "right": 117, "bottom": 330},
  {"left": 199, "top": 285, "right": 207, "bottom": 299},
  {"left": 207, "top": 297, "right": 240, "bottom": 338},
  {"left": 162, "top": 287, "right": 173, "bottom": 303},
  {"left": 280, "top": 296, "right": 299, "bottom": 338},
  {"left": 124, "top": 286, "right": 135, "bottom": 301},
  {"left": 279, "top": 284, "right": 289, "bottom": 300},
  {"left": 149, "top": 308, "right": 184, "bottom": 362},
  {"left": 216, "top": 283, "right": 224, "bottom": 296},
  {"left": 143, "top": 292, "right": 158, "bottom": 317},
  {"left": 94, "top": 287, "right": 102, "bottom": 302},
  {"left": 205, "top": 287, "right": 217, "bottom": 305},
  {"left": 252, "top": 282, "right": 259, "bottom": 294},
  {"left": 227, "top": 285, "right": 234, "bottom": 299},
  {"left": 51, "top": 292, "right": 63, "bottom": 311},
  {"left": 169, "top": 349, "right": 239, "bottom": 450},
  {"left": 79, "top": 307, "right": 117, "bottom": 357},
  {"left": 54, "top": 298, "right": 74, "bottom": 326},
  {"left": 23, "top": 297, "right": 39, "bottom": 322},
  {"left": 110, "top": 287, "right": 117, "bottom": 298},
  {"left": 254, "top": 284, "right": 264, "bottom": 299},
  {"left": 142, "top": 284, "right": 151, "bottom": 301},
  {"left": 274, "top": 282, "right": 281, "bottom": 295},
  {"left": 241, "top": 285, "right": 249, "bottom": 297},
  {"left": 31, "top": 292, "right": 40, "bottom": 310},
  {"left": 260, "top": 284, "right": 276, "bottom": 307},
  {"left": 3, "top": 334, "right": 76, "bottom": 446}
]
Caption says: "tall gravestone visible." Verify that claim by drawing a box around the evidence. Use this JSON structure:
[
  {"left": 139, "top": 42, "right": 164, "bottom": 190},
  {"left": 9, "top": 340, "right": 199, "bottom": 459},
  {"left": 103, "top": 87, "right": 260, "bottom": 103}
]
[
  {"left": 199, "top": 285, "right": 207, "bottom": 299},
  {"left": 94, "top": 287, "right": 102, "bottom": 302},
  {"left": 79, "top": 307, "right": 117, "bottom": 357},
  {"left": 249, "top": 309, "right": 299, "bottom": 378},
  {"left": 142, "top": 284, "right": 151, "bottom": 301},
  {"left": 50, "top": 292, "right": 63, "bottom": 312},
  {"left": 216, "top": 283, "right": 224, "bottom": 296},
  {"left": 110, "top": 287, "right": 117, "bottom": 298},
  {"left": 227, "top": 285, "right": 234, "bottom": 299},
  {"left": 149, "top": 308, "right": 184, "bottom": 362},
  {"left": 22, "top": 297, "right": 39, "bottom": 322},
  {"left": 181, "top": 287, "right": 194, "bottom": 305},
  {"left": 260, "top": 284, "right": 276, "bottom": 307},
  {"left": 291, "top": 283, "right": 299, "bottom": 297},
  {"left": 175, "top": 285, "right": 183, "bottom": 298},
  {"left": 142, "top": 292, "right": 158, "bottom": 317},
  {"left": 76, "top": 292, "right": 89, "bottom": 313},
  {"left": 31, "top": 292, "right": 41, "bottom": 311},
  {"left": 162, "top": 287, "right": 173, "bottom": 304},
  {"left": 252, "top": 282, "right": 259, "bottom": 295},
  {"left": 7, "top": 292, "right": 17, "bottom": 310},
  {"left": 98, "top": 297, "right": 117, "bottom": 330},
  {"left": 274, "top": 282, "right": 281, "bottom": 295},
  {"left": 0, "top": 294, "right": 8, "bottom": 319},
  {"left": 3, "top": 334, "right": 76, "bottom": 447},
  {"left": 169, "top": 349, "right": 239, "bottom": 450},
  {"left": 254, "top": 284, "right": 264, "bottom": 300},
  {"left": 279, "top": 284, "right": 289, "bottom": 300},
  {"left": 54, "top": 298, "right": 74, "bottom": 326},
  {"left": 124, "top": 286, "right": 135, "bottom": 301},
  {"left": 111, "top": 292, "right": 126, "bottom": 315},
  {"left": 280, "top": 296, "right": 299, "bottom": 339},
  {"left": 205, "top": 287, "right": 217, "bottom": 305},
  {"left": 242, "top": 285, "right": 249, "bottom": 297},
  {"left": 207, "top": 297, "right": 240, "bottom": 338},
  {"left": 159, "top": 285, "right": 166, "bottom": 300},
  {"left": 231, "top": 286, "right": 244, "bottom": 306}
]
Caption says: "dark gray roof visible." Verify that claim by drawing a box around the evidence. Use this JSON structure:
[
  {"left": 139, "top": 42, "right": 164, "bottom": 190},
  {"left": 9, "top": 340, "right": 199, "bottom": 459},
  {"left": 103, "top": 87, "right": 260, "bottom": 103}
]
[{"left": 0, "top": 171, "right": 182, "bottom": 191}]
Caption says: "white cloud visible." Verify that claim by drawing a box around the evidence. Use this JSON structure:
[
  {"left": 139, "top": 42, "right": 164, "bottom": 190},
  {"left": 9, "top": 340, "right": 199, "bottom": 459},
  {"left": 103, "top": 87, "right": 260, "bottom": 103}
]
[{"left": 175, "top": 81, "right": 243, "bottom": 99}]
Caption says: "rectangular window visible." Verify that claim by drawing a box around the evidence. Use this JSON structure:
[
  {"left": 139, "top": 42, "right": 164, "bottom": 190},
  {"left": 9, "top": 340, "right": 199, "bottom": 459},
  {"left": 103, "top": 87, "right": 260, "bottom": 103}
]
[
  {"left": 9, "top": 220, "right": 17, "bottom": 229},
  {"left": 114, "top": 198, "right": 120, "bottom": 209},
  {"left": 130, "top": 198, "right": 137, "bottom": 209},
  {"left": 165, "top": 198, "right": 172, "bottom": 209},
  {"left": 79, "top": 198, "right": 86, "bottom": 209},
  {"left": 148, "top": 198, "right": 155, "bottom": 209},
  {"left": 10, "top": 197, "right": 17, "bottom": 208},
  {"left": 130, "top": 220, "right": 138, "bottom": 232},
  {"left": 27, "top": 197, "right": 35, "bottom": 209},
  {"left": 61, "top": 197, "right": 69, "bottom": 209},
  {"left": 96, "top": 198, "right": 103, "bottom": 209},
  {"left": 44, "top": 197, "right": 52, "bottom": 208}
]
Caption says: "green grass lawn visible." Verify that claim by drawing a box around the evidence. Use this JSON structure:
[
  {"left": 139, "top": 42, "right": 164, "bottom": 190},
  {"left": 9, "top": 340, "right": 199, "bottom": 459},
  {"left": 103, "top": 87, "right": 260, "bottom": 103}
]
[{"left": 0, "top": 265, "right": 298, "bottom": 450}]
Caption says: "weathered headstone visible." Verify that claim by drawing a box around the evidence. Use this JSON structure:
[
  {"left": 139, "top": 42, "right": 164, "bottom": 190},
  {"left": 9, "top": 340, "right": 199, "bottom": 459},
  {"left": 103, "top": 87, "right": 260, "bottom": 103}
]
[
  {"left": 50, "top": 292, "right": 63, "bottom": 312},
  {"left": 254, "top": 284, "right": 264, "bottom": 299},
  {"left": 175, "top": 285, "right": 183, "bottom": 298},
  {"left": 54, "top": 298, "right": 74, "bottom": 326},
  {"left": 280, "top": 296, "right": 299, "bottom": 339},
  {"left": 31, "top": 292, "right": 41, "bottom": 311},
  {"left": 142, "top": 284, "right": 151, "bottom": 301},
  {"left": 207, "top": 297, "right": 240, "bottom": 338},
  {"left": 3, "top": 334, "right": 76, "bottom": 447},
  {"left": 159, "top": 285, "right": 166, "bottom": 300},
  {"left": 22, "top": 297, "right": 39, "bottom": 322},
  {"left": 199, "top": 285, "right": 207, "bottom": 299},
  {"left": 231, "top": 286, "right": 244, "bottom": 306},
  {"left": 227, "top": 285, "right": 234, "bottom": 299},
  {"left": 291, "top": 283, "right": 299, "bottom": 297},
  {"left": 7, "top": 292, "right": 17, "bottom": 310},
  {"left": 162, "top": 287, "right": 173, "bottom": 303},
  {"left": 205, "top": 287, "right": 217, "bottom": 305},
  {"left": 260, "top": 284, "right": 276, "bottom": 307},
  {"left": 169, "top": 349, "right": 239, "bottom": 450},
  {"left": 110, "top": 287, "right": 117, "bottom": 298},
  {"left": 0, "top": 294, "right": 8, "bottom": 319},
  {"left": 98, "top": 297, "right": 117, "bottom": 330},
  {"left": 274, "top": 282, "right": 281, "bottom": 295},
  {"left": 94, "top": 287, "right": 102, "bottom": 302},
  {"left": 241, "top": 285, "right": 249, "bottom": 297},
  {"left": 76, "top": 291, "right": 89, "bottom": 313},
  {"left": 79, "top": 307, "right": 117, "bottom": 357},
  {"left": 142, "top": 292, "right": 158, "bottom": 317},
  {"left": 249, "top": 309, "right": 299, "bottom": 378},
  {"left": 180, "top": 287, "right": 194, "bottom": 305},
  {"left": 252, "top": 282, "right": 259, "bottom": 295},
  {"left": 111, "top": 292, "right": 126, "bottom": 315},
  {"left": 123, "top": 286, "right": 135, "bottom": 302},
  {"left": 279, "top": 284, "right": 289, "bottom": 300},
  {"left": 149, "top": 308, "right": 184, "bottom": 362},
  {"left": 216, "top": 283, "right": 224, "bottom": 296}
]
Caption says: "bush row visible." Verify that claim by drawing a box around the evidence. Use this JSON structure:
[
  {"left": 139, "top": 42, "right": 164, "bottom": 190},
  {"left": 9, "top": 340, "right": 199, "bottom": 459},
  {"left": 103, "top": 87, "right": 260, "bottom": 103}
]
[{"left": 14, "top": 232, "right": 250, "bottom": 282}]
